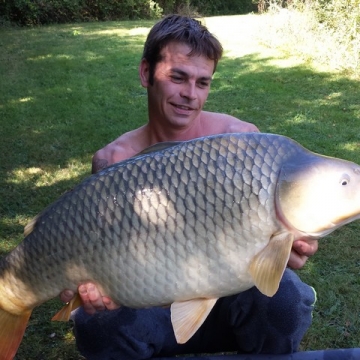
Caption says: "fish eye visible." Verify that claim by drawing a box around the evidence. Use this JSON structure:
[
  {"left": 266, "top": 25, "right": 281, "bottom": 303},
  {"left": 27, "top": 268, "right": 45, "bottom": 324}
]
[{"left": 340, "top": 174, "right": 350, "bottom": 186}]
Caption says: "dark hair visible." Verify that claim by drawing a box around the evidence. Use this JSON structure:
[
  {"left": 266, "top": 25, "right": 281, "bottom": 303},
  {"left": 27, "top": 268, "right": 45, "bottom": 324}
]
[{"left": 143, "top": 14, "right": 223, "bottom": 85}]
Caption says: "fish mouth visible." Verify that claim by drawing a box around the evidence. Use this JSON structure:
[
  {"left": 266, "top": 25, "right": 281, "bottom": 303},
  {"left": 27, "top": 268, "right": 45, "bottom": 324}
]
[{"left": 320, "top": 213, "right": 360, "bottom": 236}]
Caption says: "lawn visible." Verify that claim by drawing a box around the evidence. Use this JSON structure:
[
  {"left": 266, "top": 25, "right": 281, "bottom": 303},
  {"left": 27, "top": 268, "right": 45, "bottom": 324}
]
[{"left": 0, "top": 14, "right": 360, "bottom": 359}]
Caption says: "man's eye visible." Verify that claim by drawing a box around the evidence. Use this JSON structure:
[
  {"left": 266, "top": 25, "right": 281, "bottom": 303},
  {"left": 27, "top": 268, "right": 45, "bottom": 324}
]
[
  {"left": 198, "top": 81, "right": 210, "bottom": 88},
  {"left": 171, "top": 76, "right": 183, "bottom": 83}
]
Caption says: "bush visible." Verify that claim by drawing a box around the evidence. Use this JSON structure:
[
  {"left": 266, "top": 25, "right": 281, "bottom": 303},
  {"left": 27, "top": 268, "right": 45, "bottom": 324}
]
[
  {"left": 258, "top": 0, "right": 360, "bottom": 74},
  {"left": 0, "top": 0, "right": 258, "bottom": 26},
  {"left": 0, "top": 0, "right": 157, "bottom": 26},
  {"left": 190, "top": 0, "right": 256, "bottom": 15}
]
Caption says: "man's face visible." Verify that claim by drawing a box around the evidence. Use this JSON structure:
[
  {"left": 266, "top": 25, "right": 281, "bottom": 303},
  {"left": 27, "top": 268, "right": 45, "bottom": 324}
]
[{"left": 141, "top": 42, "right": 215, "bottom": 129}]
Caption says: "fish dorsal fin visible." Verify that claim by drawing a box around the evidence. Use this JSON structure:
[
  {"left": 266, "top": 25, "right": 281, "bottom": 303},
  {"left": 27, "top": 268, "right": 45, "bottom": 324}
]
[
  {"left": 23, "top": 214, "right": 41, "bottom": 237},
  {"left": 249, "top": 233, "right": 294, "bottom": 297},
  {"left": 0, "top": 307, "right": 32, "bottom": 360},
  {"left": 134, "top": 141, "right": 182, "bottom": 157},
  {"left": 52, "top": 293, "right": 83, "bottom": 321},
  {"left": 171, "top": 298, "right": 218, "bottom": 344}
]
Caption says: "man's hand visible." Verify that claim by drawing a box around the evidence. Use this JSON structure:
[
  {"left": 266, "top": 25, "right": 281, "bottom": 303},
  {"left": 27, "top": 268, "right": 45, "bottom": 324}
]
[
  {"left": 60, "top": 283, "right": 120, "bottom": 315},
  {"left": 288, "top": 238, "right": 318, "bottom": 269}
]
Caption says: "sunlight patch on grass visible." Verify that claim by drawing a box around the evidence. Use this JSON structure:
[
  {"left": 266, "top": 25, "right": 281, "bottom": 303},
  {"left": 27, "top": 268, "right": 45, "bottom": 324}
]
[
  {"left": 81, "top": 27, "right": 150, "bottom": 38},
  {"left": 63, "top": 331, "right": 76, "bottom": 343},
  {"left": 84, "top": 51, "right": 104, "bottom": 61},
  {"left": 56, "top": 54, "right": 74, "bottom": 60},
  {"left": 266, "top": 56, "right": 307, "bottom": 69},
  {"left": 327, "top": 92, "right": 342, "bottom": 99},
  {"left": 27, "top": 53, "right": 75, "bottom": 63},
  {"left": 86, "top": 28, "right": 128, "bottom": 36},
  {"left": 9, "top": 96, "right": 35, "bottom": 105},
  {"left": 0, "top": 216, "right": 27, "bottom": 252},
  {"left": 19, "top": 97, "right": 34, "bottom": 103},
  {"left": 8, "top": 163, "right": 88, "bottom": 188},
  {"left": 128, "top": 27, "right": 151, "bottom": 36},
  {"left": 28, "top": 54, "right": 53, "bottom": 61},
  {"left": 286, "top": 113, "right": 317, "bottom": 125},
  {"left": 0, "top": 237, "right": 18, "bottom": 253},
  {"left": 339, "top": 142, "right": 360, "bottom": 152},
  {"left": 1, "top": 216, "right": 26, "bottom": 230}
]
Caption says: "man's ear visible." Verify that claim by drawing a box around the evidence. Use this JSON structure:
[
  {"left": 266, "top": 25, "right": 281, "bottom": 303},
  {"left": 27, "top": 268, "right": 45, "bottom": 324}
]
[{"left": 139, "top": 58, "right": 150, "bottom": 87}]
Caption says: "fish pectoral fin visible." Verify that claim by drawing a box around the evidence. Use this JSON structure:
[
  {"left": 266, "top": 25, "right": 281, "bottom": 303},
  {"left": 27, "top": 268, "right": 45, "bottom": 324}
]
[
  {"left": 0, "top": 307, "right": 32, "bottom": 360},
  {"left": 52, "top": 292, "right": 83, "bottom": 321},
  {"left": 249, "top": 232, "right": 294, "bottom": 297},
  {"left": 170, "top": 298, "right": 218, "bottom": 344}
]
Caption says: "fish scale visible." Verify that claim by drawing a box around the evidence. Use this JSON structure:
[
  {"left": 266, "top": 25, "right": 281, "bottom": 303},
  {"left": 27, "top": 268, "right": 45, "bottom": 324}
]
[{"left": 2, "top": 132, "right": 360, "bottom": 358}]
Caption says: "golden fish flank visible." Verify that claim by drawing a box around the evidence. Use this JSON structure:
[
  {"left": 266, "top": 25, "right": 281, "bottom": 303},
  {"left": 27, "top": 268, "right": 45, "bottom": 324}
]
[{"left": 1, "top": 132, "right": 360, "bottom": 358}]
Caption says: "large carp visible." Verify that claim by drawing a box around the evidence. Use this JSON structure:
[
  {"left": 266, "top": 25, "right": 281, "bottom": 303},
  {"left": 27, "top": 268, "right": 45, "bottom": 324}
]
[{"left": 1, "top": 132, "right": 360, "bottom": 359}]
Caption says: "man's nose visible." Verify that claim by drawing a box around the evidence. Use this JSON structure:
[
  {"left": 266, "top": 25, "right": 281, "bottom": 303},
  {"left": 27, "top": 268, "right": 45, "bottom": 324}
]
[{"left": 180, "top": 82, "right": 196, "bottom": 100}]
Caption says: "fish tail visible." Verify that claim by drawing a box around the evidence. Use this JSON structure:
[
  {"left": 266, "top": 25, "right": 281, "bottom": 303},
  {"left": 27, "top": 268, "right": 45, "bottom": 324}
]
[{"left": 0, "top": 307, "right": 32, "bottom": 360}]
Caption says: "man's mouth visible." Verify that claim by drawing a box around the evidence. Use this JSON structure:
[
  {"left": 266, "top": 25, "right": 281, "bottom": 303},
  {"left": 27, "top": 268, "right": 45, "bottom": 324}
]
[
  {"left": 171, "top": 103, "right": 198, "bottom": 116},
  {"left": 173, "top": 104, "right": 193, "bottom": 110}
]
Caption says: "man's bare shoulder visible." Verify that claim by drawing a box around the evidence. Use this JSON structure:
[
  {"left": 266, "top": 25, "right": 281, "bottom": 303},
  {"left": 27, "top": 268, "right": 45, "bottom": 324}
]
[
  {"left": 92, "top": 126, "right": 148, "bottom": 173},
  {"left": 201, "top": 111, "right": 259, "bottom": 134}
]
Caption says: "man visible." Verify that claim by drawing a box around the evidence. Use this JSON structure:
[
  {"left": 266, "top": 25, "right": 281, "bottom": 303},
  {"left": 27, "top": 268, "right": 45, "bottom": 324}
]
[{"left": 61, "top": 14, "right": 317, "bottom": 359}]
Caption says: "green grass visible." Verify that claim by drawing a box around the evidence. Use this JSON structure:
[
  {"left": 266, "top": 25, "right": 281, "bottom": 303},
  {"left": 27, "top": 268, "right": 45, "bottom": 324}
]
[{"left": 1, "top": 14, "right": 360, "bottom": 358}]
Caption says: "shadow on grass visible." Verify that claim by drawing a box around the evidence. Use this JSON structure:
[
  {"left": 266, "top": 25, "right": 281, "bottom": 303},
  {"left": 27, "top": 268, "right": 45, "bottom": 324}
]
[{"left": 1, "top": 20, "right": 360, "bottom": 354}]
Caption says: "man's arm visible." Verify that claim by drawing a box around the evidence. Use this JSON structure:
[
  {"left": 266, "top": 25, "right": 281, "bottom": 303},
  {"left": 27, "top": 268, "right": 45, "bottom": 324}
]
[
  {"left": 91, "top": 128, "right": 148, "bottom": 174},
  {"left": 91, "top": 158, "right": 109, "bottom": 174},
  {"left": 91, "top": 147, "right": 120, "bottom": 174},
  {"left": 227, "top": 119, "right": 260, "bottom": 133}
]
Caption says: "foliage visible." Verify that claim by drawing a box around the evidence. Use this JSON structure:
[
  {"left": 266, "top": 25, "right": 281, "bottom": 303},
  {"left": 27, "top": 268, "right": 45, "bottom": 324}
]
[
  {"left": 0, "top": 0, "right": 257, "bottom": 26},
  {"left": 313, "top": 0, "right": 360, "bottom": 71},
  {"left": 190, "top": 0, "right": 256, "bottom": 15},
  {"left": 153, "top": 0, "right": 256, "bottom": 17},
  {"left": 257, "top": 0, "right": 360, "bottom": 75},
  {"left": 0, "top": 0, "right": 158, "bottom": 26},
  {"left": 313, "top": 0, "right": 360, "bottom": 34}
]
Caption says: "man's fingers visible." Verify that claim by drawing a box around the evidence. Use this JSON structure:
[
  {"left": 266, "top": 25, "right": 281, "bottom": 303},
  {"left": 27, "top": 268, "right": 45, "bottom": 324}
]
[
  {"left": 293, "top": 239, "right": 318, "bottom": 257},
  {"left": 60, "top": 289, "right": 75, "bottom": 303},
  {"left": 61, "top": 283, "right": 120, "bottom": 314},
  {"left": 103, "top": 296, "right": 121, "bottom": 311},
  {"left": 288, "top": 239, "right": 319, "bottom": 269},
  {"left": 79, "top": 283, "right": 106, "bottom": 314},
  {"left": 288, "top": 250, "right": 308, "bottom": 270}
]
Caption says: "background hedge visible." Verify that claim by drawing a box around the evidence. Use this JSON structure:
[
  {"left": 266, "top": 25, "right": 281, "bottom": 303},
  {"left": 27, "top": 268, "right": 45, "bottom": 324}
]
[{"left": 0, "top": 0, "right": 257, "bottom": 26}]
